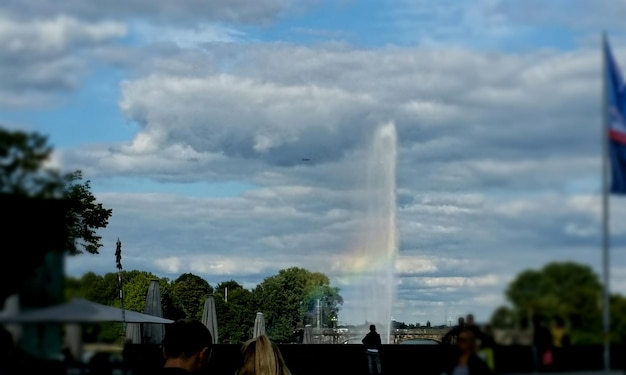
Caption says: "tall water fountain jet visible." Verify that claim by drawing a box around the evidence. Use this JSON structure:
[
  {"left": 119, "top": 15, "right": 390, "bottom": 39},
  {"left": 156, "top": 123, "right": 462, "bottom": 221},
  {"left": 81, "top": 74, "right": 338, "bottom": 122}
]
[{"left": 350, "top": 121, "right": 398, "bottom": 344}]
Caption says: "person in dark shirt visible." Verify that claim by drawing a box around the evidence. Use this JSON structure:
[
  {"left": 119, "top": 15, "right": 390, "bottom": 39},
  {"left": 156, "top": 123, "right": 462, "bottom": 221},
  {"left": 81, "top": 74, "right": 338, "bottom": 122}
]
[
  {"left": 442, "top": 317, "right": 465, "bottom": 345},
  {"left": 440, "top": 327, "right": 493, "bottom": 375},
  {"left": 465, "top": 314, "right": 484, "bottom": 342},
  {"left": 532, "top": 316, "right": 553, "bottom": 373},
  {"left": 159, "top": 318, "right": 214, "bottom": 375},
  {"left": 362, "top": 324, "right": 382, "bottom": 375}
]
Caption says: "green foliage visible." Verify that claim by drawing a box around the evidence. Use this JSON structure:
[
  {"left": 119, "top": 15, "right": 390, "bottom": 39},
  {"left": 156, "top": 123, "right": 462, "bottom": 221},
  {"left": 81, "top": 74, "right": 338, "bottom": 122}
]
[
  {"left": 64, "top": 267, "right": 343, "bottom": 345},
  {"left": 64, "top": 277, "right": 84, "bottom": 301},
  {"left": 65, "top": 272, "right": 118, "bottom": 305},
  {"left": 119, "top": 271, "right": 159, "bottom": 312},
  {"left": 161, "top": 281, "right": 186, "bottom": 320},
  {"left": 213, "top": 280, "right": 255, "bottom": 343},
  {"left": 494, "top": 261, "right": 626, "bottom": 344},
  {"left": 65, "top": 271, "right": 168, "bottom": 343},
  {"left": 505, "top": 262, "right": 602, "bottom": 334},
  {"left": 0, "top": 129, "right": 62, "bottom": 197},
  {"left": 254, "top": 267, "right": 343, "bottom": 342},
  {"left": 170, "top": 273, "right": 213, "bottom": 319},
  {"left": 63, "top": 170, "right": 113, "bottom": 255},
  {"left": 489, "top": 306, "right": 516, "bottom": 329}
]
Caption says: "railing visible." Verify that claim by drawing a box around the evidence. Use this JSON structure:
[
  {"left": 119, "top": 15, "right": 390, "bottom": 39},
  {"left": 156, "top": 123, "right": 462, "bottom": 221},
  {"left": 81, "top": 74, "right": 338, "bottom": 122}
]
[{"left": 307, "top": 328, "right": 448, "bottom": 344}]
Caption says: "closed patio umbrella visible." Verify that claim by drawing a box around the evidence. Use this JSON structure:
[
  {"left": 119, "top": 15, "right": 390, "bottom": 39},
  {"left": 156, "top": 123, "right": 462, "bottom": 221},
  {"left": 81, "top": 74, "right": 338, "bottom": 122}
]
[
  {"left": 201, "top": 296, "right": 218, "bottom": 344},
  {"left": 143, "top": 279, "right": 165, "bottom": 344},
  {"left": 125, "top": 323, "right": 142, "bottom": 344},
  {"left": 303, "top": 325, "right": 313, "bottom": 344},
  {"left": 65, "top": 323, "right": 82, "bottom": 360},
  {"left": 253, "top": 312, "right": 265, "bottom": 338}
]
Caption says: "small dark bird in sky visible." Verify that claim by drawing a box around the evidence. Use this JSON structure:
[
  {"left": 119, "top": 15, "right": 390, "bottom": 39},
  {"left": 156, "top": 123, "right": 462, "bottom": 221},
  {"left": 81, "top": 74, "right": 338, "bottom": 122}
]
[{"left": 301, "top": 158, "right": 311, "bottom": 161}]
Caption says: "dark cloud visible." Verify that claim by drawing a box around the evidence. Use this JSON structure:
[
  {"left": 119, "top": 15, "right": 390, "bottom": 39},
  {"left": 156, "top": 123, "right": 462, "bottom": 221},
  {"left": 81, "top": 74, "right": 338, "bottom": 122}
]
[{"left": 3, "top": 0, "right": 299, "bottom": 25}]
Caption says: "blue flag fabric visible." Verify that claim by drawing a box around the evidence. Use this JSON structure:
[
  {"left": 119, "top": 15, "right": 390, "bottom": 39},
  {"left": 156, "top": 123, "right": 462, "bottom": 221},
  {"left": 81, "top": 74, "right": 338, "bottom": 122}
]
[{"left": 605, "top": 37, "right": 626, "bottom": 194}]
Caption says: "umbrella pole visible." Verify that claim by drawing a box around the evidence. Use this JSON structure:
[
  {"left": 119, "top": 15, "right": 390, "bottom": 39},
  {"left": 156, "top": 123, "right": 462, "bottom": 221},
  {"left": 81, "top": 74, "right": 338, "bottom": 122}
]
[{"left": 115, "top": 239, "right": 126, "bottom": 339}]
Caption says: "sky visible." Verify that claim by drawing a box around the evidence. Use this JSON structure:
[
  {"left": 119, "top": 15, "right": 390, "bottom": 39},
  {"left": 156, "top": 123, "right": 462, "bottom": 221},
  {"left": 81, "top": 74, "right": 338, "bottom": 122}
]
[{"left": 4, "top": 0, "right": 626, "bottom": 327}]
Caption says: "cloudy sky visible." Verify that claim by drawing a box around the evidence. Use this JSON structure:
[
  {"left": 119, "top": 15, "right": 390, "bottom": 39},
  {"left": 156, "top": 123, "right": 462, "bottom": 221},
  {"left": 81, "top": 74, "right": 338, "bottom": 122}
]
[{"left": 3, "top": 0, "right": 626, "bottom": 327}]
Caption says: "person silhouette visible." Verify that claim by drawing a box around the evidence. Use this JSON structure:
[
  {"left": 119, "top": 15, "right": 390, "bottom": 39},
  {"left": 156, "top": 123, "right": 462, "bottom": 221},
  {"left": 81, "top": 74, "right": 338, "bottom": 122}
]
[
  {"left": 532, "top": 316, "right": 553, "bottom": 373},
  {"left": 440, "top": 327, "right": 493, "bottom": 375},
  {"left": 362, "top": 324, "right": 382, "bottom": 375},
  {"left": 442, "top": 317, "right": 465, "bottom": 345},
  {"left": 159, "top": 318, "right": 214, "bottom": 375}
]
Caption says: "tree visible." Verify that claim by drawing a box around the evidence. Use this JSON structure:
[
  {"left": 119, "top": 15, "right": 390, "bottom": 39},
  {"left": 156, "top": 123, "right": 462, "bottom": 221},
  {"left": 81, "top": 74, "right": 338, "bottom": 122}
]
[
  {"left": 119, "top": 271, "right": 159, "bottom": 312},
  {"left": 500, "top": 261, "right": 604, "bottom": 343},
  {"left": 214, "top": 280, "right": 255, "bottom": 343},
  {"left": 253, "top": 267, "right": 343, "bottom": 342},
  {"left": 63, "top": 170, "right": 113, "bottom": 255},
  {"left": 489, "top": 306, "right": 516, "bottom": 329},
  {"left": 0, "top": 130, "right": 62, "bottom": 196},
  {"left": 170, "top": 273, "right": 213, "bottom": 319},
  {"left": 0, "top": 128, "right": 112, "bottom": 306}
]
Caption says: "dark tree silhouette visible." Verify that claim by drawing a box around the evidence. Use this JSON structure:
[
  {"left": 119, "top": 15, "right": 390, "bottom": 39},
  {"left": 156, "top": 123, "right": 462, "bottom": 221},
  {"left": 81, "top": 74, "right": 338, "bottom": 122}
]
[{"left": 0, "top": 128, "right": 112, "bottom": 307}]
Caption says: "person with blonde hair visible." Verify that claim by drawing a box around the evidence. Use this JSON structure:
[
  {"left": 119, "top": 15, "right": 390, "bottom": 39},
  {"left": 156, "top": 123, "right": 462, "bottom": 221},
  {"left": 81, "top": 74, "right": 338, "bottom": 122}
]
[{"left": 236, "top": 335, "right": 291, "bottom": 375}]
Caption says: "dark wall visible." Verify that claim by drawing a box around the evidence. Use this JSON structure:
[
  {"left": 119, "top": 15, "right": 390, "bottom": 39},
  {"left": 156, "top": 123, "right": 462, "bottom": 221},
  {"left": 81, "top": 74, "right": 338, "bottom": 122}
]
[
  {"left": 123, "top": 343, "right": 450, "bottom": 375},
  {"left": 122, "top": 343, "right": 626, "bottom": 375}
]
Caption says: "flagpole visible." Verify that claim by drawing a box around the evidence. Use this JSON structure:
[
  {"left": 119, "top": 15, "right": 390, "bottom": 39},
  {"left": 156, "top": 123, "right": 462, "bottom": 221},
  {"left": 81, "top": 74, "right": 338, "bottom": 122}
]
[{"left": 601, "top": 31, "right": 611, "bottom": 373}]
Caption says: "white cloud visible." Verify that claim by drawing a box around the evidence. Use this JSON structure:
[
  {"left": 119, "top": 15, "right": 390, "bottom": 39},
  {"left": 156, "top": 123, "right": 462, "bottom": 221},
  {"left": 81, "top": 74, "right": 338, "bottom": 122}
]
[
  {"left": 0, "top": 14, "right": 126, "bottom": 107},
  {"left": 131, "top": 21, "right": 247, "bottom": 47},
  {"left": 0, "top": 15, "right": 126, "bottom": 56},
  {"left": 154, "top": 257, "right": 182, "bottom": 274}
]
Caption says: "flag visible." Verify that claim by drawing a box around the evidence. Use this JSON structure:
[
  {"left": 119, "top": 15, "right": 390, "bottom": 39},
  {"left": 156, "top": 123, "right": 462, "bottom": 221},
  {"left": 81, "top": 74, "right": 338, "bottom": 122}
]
[
  {"left": 605, "top": 36, "right": 626, "bottom": 193},
  {"left": 115, "top": 238, "right": 122, "bottom": 269}
]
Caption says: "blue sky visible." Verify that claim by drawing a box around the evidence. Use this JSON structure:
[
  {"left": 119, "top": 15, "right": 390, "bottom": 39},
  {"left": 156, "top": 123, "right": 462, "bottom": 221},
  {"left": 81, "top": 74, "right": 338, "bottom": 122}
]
[{"left": 3, "top": 0, "right": 626, "bottom": 327}]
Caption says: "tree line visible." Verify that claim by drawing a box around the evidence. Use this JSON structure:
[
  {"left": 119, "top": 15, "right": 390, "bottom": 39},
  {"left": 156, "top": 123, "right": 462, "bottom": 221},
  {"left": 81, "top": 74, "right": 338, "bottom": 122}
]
[
  {"left": 489, "top": 261, "right": 626, "bottom": 344},
  {"left": 65, "top": 267, "right": 343, "bottom": 344}
]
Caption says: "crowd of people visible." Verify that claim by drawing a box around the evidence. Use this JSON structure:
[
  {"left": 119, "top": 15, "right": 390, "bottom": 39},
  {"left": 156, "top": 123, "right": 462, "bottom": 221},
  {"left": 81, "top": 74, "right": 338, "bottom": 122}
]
[{"left": 437, "top": 312, "right": 572, "bottom": 374}]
